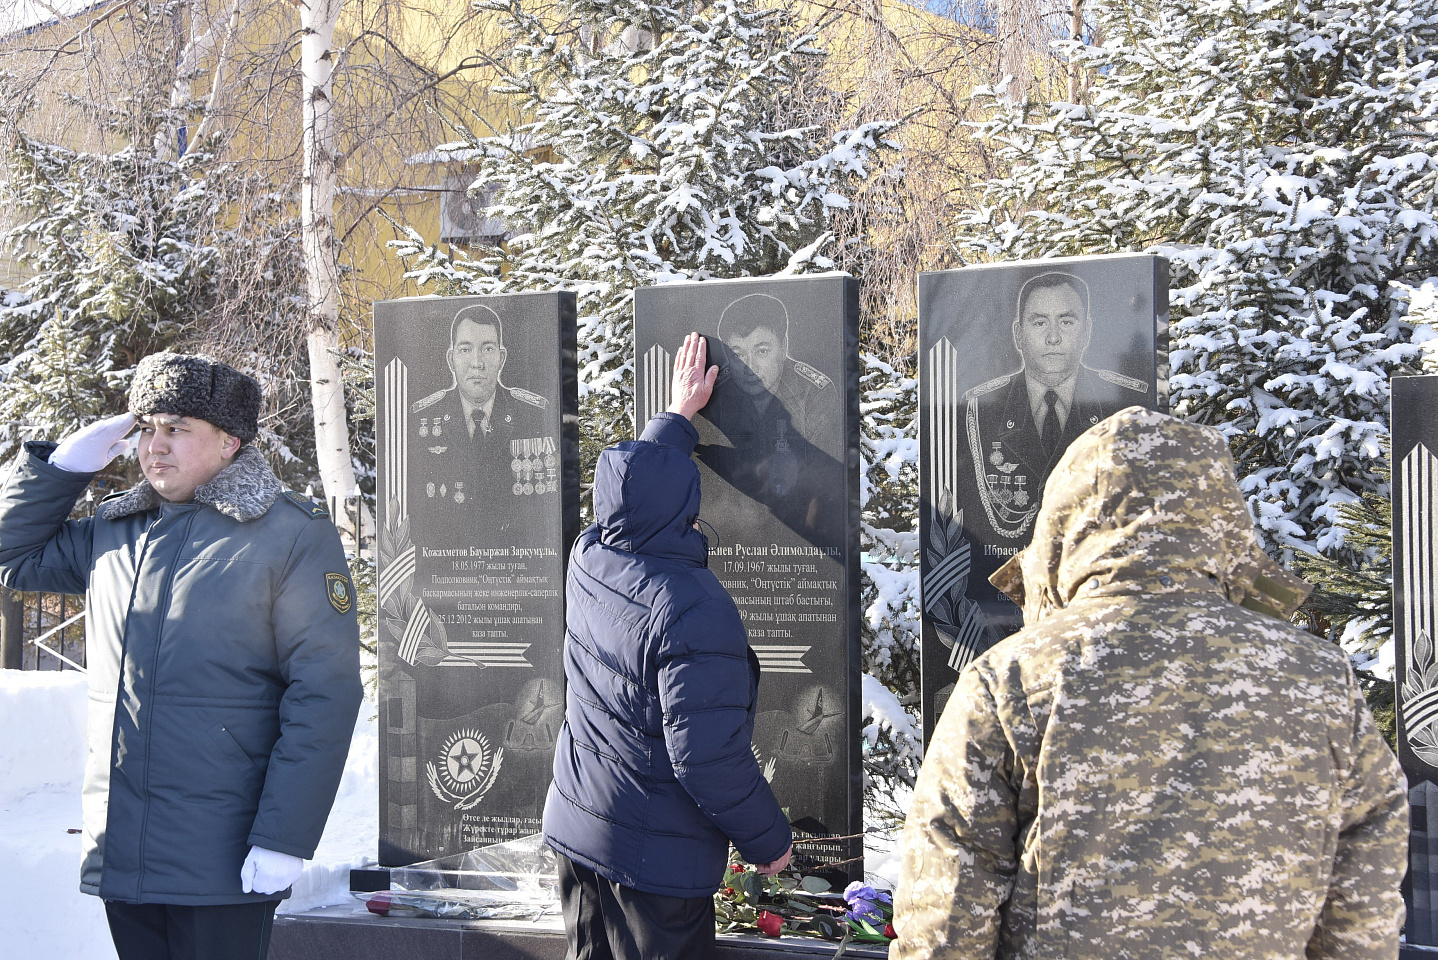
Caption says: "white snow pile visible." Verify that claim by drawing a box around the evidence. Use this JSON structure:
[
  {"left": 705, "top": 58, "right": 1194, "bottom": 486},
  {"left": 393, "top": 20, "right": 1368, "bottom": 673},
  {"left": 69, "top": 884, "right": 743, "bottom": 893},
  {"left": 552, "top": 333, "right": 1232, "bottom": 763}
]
[{"left": 0, "top": 669, "right": 378, "bottom": 960}]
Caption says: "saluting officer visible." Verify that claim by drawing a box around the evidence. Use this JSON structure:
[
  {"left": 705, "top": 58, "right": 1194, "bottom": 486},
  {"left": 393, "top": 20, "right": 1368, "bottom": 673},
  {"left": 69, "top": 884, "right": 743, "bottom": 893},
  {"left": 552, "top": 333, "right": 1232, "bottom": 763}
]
[{"left": 410, "top": 304, "right": 554, "bottom": 544}]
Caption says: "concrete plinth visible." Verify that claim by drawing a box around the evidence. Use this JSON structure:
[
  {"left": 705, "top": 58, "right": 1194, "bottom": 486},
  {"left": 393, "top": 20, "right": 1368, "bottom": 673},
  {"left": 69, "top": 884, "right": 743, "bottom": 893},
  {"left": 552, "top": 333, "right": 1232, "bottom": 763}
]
[{"left": 270, "top": 904, "right": 890, "bottom": 960}]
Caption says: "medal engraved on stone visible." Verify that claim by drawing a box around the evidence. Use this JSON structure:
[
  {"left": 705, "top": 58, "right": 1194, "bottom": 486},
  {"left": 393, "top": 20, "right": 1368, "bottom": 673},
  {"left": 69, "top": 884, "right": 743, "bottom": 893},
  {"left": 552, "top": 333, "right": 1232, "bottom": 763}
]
[
  {"left": 433, "top": 418, "right": 442, "bottom": 438},
  {"left": 426, "top": 482, "right": 435, "bottom": 498},
  {"left": 523, "top": 482, "right": 534, "bottom": 496},
  {"left": 439, "top": 483, "right": 447, "bottom": 498},
  {"left": 513, "top": 482, "right": 524, "bottom": 495},
  {"left": 454, "top": 482, "right": 465, "bottom": 504},
  {"left": 419, "top": 418, "right": 429, "bottom": 438}
]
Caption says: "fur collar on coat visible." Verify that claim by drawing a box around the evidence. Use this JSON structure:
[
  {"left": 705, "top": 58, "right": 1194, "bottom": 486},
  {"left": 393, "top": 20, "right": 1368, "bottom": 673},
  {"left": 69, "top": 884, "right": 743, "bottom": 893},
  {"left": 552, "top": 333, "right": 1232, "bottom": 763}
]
[{"left": 99, "top": 445, "right": 282, "bottom": 523}]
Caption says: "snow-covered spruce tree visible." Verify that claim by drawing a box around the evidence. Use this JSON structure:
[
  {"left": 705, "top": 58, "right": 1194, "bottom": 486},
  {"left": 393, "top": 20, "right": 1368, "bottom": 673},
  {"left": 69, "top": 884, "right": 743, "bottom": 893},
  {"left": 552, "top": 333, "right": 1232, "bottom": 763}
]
[
  {"left": 858, "top": 352, "right": 923, "bottom": 817},
  {"left": 0, "top": 114, "right": 317, "bottom": 493},
  {"left": 961, "top": 0, "right": 1438, "bottom": 668},
  {"left": 389, "top": 0, "right": 920, "bottom": 798},
  {"left": 0, "top": 126, "right": 217, "bottom": 469},
  {"left": 391, "top": 0, "right": 892, "bottom": 463}
]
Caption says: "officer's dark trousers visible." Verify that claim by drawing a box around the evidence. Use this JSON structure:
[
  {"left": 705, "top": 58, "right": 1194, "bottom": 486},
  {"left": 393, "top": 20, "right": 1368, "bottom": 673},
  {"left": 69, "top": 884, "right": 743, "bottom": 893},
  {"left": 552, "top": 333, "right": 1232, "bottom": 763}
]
[
  {"left": 558, "top": 855, "right": 716, "bottom": 960},
  {"left": 105, "top": 900, "right": 279, "bottom": 960}
]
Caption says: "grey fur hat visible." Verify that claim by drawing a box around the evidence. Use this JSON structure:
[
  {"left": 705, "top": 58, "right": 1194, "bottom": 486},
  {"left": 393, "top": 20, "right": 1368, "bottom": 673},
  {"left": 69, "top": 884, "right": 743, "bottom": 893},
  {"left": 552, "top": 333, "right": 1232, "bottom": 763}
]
[{"left": 129, "top": 353, "right": 262, "bottom": 442}]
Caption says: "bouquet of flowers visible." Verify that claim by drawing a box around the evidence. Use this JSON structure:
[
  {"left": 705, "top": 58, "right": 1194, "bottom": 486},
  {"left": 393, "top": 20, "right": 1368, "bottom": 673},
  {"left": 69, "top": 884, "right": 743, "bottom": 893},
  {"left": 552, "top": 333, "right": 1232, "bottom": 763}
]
[{"left": 713, "top": 856, "right": 896, "bottom": 952}]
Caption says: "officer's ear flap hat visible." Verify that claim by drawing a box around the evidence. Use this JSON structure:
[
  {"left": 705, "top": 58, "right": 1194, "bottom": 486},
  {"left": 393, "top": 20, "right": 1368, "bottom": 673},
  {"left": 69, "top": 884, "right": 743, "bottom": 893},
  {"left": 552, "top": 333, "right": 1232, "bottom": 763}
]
[{"left": 129, "top": 353, "right": 262, "bottom": 443}]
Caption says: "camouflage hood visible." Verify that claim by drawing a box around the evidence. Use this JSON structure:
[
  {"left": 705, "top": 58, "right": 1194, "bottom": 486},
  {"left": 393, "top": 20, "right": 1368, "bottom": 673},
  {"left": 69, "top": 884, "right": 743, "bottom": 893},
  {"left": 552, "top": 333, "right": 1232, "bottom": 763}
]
[{"left": 990, "top": 406, "right": 1310, "bottom": 625}]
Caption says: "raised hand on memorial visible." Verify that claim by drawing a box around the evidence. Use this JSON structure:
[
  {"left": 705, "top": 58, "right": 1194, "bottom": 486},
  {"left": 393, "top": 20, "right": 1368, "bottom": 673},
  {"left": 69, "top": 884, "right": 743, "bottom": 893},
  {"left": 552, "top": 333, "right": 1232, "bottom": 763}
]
[{"left": 667, "top": 331, "right": 719, "bottom": 422}]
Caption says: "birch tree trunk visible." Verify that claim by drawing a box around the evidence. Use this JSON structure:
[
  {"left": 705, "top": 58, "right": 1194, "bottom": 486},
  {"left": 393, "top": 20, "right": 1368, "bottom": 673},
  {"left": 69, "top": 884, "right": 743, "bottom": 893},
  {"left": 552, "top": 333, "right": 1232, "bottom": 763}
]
[{"left": 297, "top": 0, "right": 360, "bottom": 526}]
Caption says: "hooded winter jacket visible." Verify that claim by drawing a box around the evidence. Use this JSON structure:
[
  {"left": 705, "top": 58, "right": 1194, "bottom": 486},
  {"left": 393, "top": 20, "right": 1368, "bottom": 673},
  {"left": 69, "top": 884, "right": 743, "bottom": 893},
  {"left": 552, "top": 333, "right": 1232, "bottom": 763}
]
[
  {"left": 895, "top": 407, "right": 1406, "bottom": 960},
  {"left": 542, "top": 413, "right": 792, "bottom": 898},
  {"left": 0, "top": 442, "right": 362, "bottom": 905}
]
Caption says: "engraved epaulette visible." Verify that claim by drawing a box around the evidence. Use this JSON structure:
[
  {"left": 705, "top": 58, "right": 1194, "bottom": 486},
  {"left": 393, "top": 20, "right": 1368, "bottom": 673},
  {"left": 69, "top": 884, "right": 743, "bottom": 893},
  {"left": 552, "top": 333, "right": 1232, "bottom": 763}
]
[
  {"left": 410, "top": 389, "right": 447, "bottom": 414},
  {"left": 965, "top": 372, "right": 1013, "bottom": 399},
  {"left": 281, "top": 489, "right": 330, "bottom": 519},
  {"left": 791, "top": 359, "right": 831, "bottom": 389},
  {"left": 508, "top": 386, "right": 549, "bottom": 410},
  {"left": 1089, "top": 366, "right": 1149, "bottom": 393}
]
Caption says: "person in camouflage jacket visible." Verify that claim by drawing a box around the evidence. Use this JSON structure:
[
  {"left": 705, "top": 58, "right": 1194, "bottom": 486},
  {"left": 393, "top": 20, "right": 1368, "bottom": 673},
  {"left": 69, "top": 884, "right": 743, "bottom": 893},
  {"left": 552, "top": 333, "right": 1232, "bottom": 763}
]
[{"left": 895, "top": 406, "right": 1406, "bottom": 960}]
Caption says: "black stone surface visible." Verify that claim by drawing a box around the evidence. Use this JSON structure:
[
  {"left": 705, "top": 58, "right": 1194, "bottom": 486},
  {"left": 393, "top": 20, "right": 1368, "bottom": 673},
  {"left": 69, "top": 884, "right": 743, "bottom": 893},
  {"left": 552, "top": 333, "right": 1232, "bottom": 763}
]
[
  {"left": 269, "top": 909, "right": 890, "bottom": 959},
  {"left": 1392, "top": 375, "right": 1438, "bottom": 943},
  {"left": 634, "top": 277, "right": 863, "bottom": 881},
  {"left": 917, "top": 255, "right": 1166, "bottom": 741},
  {"left": 374, "top": 293, "right": 580, "bottom": 865}
]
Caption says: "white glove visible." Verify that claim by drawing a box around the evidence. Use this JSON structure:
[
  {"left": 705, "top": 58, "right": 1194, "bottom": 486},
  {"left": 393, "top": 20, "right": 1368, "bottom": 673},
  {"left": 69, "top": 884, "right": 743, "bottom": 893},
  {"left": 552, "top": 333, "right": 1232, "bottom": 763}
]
[
  {"left": 50, "top": 413, "right": 136, "bottom": 473},
  {"left": 240, "top": 845, "right": 305, "bottom": 895}
]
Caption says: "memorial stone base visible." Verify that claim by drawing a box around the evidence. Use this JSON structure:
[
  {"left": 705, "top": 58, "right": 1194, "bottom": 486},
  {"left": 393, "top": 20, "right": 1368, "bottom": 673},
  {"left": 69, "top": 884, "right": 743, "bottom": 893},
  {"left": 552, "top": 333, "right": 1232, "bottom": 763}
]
[{"left": 270, "top": 906, "right": 890, "bottom": 959}]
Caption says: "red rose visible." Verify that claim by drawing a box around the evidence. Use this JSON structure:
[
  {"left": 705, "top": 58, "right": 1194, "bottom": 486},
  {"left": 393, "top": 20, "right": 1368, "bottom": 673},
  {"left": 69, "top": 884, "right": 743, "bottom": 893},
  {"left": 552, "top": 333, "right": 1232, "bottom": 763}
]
[
  {"left": 884, "top": 923, "right": 897, "bottom": 939},
  {"left": 365, "top": 893, "right": 392, "bottom": 916},
  {"left": 757, "top": 910, "right": 783, "bottom": 937}
]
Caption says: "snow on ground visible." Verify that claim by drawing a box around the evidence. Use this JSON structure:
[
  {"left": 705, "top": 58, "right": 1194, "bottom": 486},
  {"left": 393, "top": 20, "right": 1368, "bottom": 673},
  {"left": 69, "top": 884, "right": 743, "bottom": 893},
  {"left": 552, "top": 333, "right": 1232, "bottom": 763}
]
[{"left": 0, "top": 669, "right": 377, "bottom": 959}]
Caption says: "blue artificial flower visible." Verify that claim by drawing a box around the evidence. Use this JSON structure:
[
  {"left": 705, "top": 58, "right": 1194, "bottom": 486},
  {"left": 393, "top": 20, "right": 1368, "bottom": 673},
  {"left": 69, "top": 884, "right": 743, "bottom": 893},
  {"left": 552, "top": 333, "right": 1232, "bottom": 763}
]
[{"left": 842, "top": 881, "right": 891, "bottom": 925}]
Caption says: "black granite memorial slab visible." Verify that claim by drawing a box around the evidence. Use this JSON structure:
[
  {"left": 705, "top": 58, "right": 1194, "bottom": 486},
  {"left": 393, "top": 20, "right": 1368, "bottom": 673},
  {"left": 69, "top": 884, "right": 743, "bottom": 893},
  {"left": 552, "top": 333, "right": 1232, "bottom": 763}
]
[
  {"left": 375, "top": 293, "right": 579, "bottom": 865},
  {"left": 1393, "top": 375, "right": 1438, "bottom": 943},
  {"left": 917, "top": 255, "right": 1166, "bottom": 740},
  {"left": 634, "top": 276, "right": 862, "bottom": 880}
]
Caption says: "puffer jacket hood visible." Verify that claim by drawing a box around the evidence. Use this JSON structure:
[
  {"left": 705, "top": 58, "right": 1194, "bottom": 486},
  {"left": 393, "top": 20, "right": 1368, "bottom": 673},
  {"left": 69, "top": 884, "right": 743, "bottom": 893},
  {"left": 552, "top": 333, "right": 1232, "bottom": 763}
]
[
  {"left": 990, "top": 405, "right": 1310, "bottom": 624},
  {"left": 592, "top": 424, "right": 706, "bottom": 564}
]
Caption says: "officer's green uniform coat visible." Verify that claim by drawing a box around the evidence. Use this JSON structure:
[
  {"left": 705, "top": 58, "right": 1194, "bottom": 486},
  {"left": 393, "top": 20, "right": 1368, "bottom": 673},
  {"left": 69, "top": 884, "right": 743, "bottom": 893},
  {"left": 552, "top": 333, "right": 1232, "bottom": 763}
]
[
  {"left": 896, "top": 407, "right": 1406, "bottom": 960},
  {"left": 0, "top": 443, "right": 362, "bottom": 905}
]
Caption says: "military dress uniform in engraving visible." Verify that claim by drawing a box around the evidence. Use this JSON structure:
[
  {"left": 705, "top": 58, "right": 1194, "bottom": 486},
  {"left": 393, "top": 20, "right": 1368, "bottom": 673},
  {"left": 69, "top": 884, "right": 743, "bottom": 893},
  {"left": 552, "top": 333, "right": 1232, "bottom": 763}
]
[
  {"left": 897, "top": 409, "right": 1407, "bottom": 960},
  {"left": 409, "top": 382, "right": 550, "bottom": 543},
  {"left": 696, "top": 294, "right": 844, "bottom": 551},
  {"left": 958, "top": 272, "right": 1148, "bottom": 547}
]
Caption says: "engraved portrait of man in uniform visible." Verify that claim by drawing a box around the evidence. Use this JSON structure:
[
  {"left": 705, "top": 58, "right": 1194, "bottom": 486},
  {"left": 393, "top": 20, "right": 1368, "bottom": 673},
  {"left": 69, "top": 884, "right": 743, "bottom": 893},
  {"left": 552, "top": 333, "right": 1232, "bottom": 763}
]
[
  {"left": 696, "top": 293, "right": 844, "bottom": 549},
  {"left": 919, "top": 257, "right": 1163, "bottom": 738},
  {"left": 410, "top": 303, "right": 556, "bottom": 544},
  {"left": 962, "top": 271, "right": 1149, "bottom": 543}
]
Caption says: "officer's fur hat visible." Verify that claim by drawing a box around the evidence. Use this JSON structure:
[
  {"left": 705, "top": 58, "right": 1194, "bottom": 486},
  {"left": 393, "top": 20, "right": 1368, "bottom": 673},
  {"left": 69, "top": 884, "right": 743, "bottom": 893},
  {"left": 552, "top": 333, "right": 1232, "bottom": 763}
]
[{"left": 129, "top": 353, "right": 262, "bottom": 442}]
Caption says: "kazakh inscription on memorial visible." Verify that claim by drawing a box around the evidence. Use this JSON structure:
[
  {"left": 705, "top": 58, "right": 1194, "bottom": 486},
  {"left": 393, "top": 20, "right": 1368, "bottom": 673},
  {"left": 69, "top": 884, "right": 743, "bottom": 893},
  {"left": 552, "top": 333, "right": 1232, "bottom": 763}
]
[
  {"left": 635, "top": 276, "right": 862, "bottom": 879},
  {"left": 918, "top": 255, "right": 1165, "bottom": 739},
  {"left": 375, "top": 293, "right": 579, "bottom": 864}
]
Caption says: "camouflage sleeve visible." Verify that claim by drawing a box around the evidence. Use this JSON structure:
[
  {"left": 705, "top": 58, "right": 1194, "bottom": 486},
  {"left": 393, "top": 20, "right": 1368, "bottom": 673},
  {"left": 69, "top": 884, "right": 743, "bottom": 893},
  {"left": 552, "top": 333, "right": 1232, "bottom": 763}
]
[
  {"left": 893, "top": 664, "right": 1017, "bottom": 960},
  {"left": 1306, "top": 665, "right": 1408, "bottom": 960}
]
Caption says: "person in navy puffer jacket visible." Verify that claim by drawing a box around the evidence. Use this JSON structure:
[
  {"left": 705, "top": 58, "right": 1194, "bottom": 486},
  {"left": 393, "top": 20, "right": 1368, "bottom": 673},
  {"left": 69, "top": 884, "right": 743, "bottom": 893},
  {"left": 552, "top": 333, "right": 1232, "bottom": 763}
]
[{"left": 543, "top": 332, "right": 793, "bottom": 960}]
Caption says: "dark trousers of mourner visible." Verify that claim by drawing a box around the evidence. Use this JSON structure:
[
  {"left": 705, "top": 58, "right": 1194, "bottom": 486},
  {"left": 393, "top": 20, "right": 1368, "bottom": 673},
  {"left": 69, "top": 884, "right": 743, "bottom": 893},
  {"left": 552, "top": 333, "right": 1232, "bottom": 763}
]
[
  {"left": 104, "top": 900, "right": 279, "bottom": 960},
  {"left": 558, "top": 854, "right": 716, "bottom": 960}
]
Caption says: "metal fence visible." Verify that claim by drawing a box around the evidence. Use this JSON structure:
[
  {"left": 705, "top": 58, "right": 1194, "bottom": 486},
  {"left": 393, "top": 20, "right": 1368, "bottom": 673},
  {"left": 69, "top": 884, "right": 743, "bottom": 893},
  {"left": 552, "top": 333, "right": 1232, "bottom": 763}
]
[{"left": 2, "top": 589, "right": 87, "bottom": 672}]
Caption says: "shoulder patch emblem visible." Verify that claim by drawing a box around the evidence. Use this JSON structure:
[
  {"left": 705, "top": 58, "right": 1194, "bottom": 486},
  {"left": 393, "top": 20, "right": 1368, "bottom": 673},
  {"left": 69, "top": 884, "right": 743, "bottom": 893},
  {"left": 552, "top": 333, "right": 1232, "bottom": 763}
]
[
  {"left": 965, "top": 372, "right": 1014, "bottom": 399},
  {"left": 1089, "top": 366, "right": 1150, "bottom": 393},
  {"left": 508, "top": 386, "right": 549, "bottom": 410},
  {"left": 282, "top": 490, "right": 329, "bottom": 519},
  {"left": 326, "top": 573, "right": 353, "bottom": 614},
  {"left": 410, "top": 389, "right": 447, "bottom": 414},
  {"left": 791, "top": 359, "right": 832, "bottom": 389}
]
